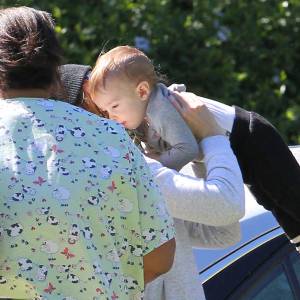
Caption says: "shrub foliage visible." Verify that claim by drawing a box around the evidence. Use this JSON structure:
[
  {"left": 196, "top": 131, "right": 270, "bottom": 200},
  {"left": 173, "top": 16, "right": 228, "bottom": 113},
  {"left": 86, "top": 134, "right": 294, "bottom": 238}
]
[{"left": 3, "top": 0, "right": 300, "bottom": 144}]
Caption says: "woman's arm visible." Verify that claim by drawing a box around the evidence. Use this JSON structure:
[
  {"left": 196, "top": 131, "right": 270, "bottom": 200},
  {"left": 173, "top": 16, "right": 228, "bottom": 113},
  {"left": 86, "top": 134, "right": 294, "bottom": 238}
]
[
  {"left": 186, "top": 221, "right": 241, "bottom": 248},
  {"left": 145, "top": 135, "right": 245, "bottom": 226},
  {"left": 143, "top": 238, "right": 176, "bottom": 284},
  {"left": 147, "top": 92, "right": 245, "bottom": 226}
]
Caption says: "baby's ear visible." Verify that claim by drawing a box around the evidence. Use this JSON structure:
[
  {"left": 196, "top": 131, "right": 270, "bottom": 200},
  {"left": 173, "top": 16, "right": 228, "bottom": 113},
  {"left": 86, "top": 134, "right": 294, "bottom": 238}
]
[{"left": 136, "top": 81, "right": 151, "bottom": 101}]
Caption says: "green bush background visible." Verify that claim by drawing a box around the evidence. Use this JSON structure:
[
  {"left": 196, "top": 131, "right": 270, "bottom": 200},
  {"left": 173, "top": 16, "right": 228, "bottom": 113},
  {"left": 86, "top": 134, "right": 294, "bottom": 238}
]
[{"left": 2, "top": 0, "right": 300, "bottom": 144}]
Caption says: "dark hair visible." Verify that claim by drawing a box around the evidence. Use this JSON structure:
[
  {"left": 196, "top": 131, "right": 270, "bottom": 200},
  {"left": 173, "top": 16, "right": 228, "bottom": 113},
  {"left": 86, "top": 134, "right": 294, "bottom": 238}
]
[{"left": 0, "top": 6, "right": 62, "bottom": 91}]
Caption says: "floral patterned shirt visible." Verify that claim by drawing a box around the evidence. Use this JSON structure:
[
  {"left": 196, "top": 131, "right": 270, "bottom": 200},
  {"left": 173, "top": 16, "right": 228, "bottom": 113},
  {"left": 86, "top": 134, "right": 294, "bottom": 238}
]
[{"left": 0, "top": 98, "right": 175, "bottom": 300}]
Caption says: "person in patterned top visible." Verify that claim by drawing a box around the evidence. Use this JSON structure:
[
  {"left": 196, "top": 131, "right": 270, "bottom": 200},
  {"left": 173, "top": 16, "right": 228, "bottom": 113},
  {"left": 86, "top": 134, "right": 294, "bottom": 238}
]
[{"left": 0, "top": 6, "right": 175, "bottom": 300}]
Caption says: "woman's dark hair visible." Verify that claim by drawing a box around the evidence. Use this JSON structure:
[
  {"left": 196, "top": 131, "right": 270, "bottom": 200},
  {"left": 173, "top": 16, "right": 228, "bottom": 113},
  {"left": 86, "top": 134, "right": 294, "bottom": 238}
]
[{"left": 0, "top": 6, "right": 62, "bottom": 91}]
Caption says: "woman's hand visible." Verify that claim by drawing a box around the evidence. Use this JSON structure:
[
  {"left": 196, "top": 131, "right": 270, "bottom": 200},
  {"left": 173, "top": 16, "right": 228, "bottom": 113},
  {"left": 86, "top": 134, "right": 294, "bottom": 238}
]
[{"left": 169, "top": 91, "right": 224, "bottom": 140}]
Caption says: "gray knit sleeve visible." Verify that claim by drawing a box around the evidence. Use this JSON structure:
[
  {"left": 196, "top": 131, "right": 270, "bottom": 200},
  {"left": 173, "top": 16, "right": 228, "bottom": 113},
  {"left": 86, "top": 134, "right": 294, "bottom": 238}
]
[
  {"left": 185, "top": 221, "right": 241, "bottom": 248},
  {"left": 145, "top": 136, "right": 245, "bottom": 225},
  {"left": 147, "top": 87, "right": 199, "bottom": 171}
]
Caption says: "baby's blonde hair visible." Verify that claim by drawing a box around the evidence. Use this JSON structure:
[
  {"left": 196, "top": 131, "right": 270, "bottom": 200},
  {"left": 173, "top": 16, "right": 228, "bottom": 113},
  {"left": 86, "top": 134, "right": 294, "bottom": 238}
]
[{"left": 89, "top": 45, "right": 160, "bottom": 97}]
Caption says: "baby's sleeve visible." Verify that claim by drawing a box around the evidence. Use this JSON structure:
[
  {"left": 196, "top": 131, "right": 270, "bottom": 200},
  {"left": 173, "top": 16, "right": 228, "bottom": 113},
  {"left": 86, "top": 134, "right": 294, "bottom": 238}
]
[{"left": 149, "top": 94, "right": 199, "bottom": 171}]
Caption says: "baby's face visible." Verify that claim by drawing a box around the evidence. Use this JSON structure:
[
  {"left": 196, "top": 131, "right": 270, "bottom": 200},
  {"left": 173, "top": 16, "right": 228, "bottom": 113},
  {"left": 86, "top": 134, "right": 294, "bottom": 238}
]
[{"left": 93, "top": 76, "right": 148, "bottom": 130}]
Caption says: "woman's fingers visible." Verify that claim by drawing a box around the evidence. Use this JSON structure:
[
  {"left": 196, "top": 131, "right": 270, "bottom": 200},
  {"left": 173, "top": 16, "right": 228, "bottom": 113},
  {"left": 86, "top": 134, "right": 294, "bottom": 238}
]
[
  {"left": 172, "top": 91, "right": 204, "bottom": 114},
  {"left": 169, "top": 92, "right": 183, "bottom": 113},
  {"left": 169, "top": 91, "right": 224, "bottom": 139}
]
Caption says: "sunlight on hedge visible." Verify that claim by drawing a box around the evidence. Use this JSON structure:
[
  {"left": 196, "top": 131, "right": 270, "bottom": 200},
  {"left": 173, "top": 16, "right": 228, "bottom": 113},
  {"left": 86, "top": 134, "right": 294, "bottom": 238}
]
[{"left": 3, "top": 0, "right": 300, "bottom": 144}]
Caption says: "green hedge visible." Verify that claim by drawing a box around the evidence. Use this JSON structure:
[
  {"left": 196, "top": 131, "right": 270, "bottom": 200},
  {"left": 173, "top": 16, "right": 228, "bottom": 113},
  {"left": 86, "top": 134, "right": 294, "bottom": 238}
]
[{"left": 3, "top": 0, "right": 300, "bottom": 144}]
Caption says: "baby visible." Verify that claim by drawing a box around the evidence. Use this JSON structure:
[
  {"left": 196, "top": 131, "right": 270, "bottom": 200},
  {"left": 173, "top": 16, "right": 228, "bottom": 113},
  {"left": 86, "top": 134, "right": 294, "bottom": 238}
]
[
  {"left": 88, "top": 45, "right": 199, "bottom": 171},
  {"left": 87, "top": 45, "right": 300, "bottom": 252}
]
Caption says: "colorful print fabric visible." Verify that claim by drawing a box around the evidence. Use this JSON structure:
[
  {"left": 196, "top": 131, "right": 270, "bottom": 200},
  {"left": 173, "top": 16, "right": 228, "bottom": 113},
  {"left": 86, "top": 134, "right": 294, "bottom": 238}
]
[{"left": 0, "top": 98, "right": 175, "bottom": 300}]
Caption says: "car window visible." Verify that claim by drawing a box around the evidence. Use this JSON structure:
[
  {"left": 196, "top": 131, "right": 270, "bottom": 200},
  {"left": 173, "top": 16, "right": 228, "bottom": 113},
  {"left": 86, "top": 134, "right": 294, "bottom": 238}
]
[
  {"left": 291, "top": 253, "right": 300, "bottom": 285},
  {"left": 247, "top": 265, "right": 294, "bottom": 300},
  {"left": 234, "top": 247, "right": 300, "bottom": 300},
  {"left": 203, "top": 233, "right": 300, "bottom": 300}
]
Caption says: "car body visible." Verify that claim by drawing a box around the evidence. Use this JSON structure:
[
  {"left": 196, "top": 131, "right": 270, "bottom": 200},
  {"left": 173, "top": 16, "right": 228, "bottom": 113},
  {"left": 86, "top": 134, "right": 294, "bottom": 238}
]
[{"left": 188, "top": 145, "right": 300, "bottom": 299}]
